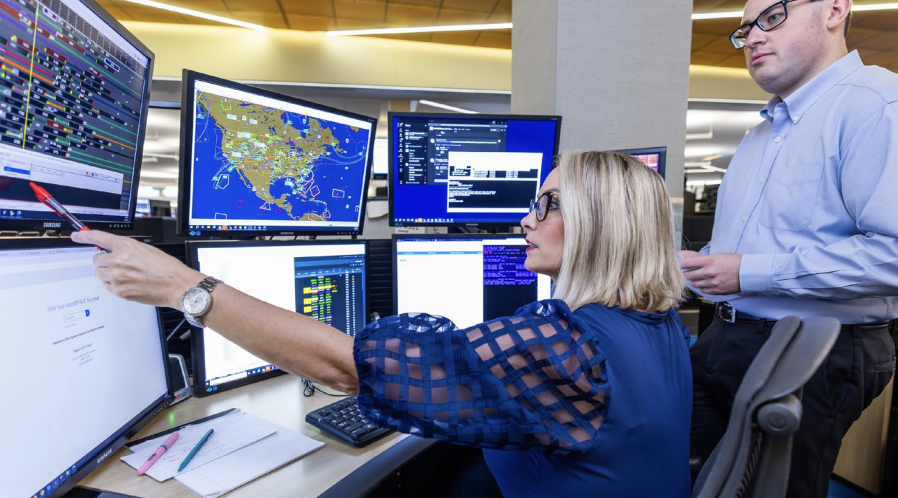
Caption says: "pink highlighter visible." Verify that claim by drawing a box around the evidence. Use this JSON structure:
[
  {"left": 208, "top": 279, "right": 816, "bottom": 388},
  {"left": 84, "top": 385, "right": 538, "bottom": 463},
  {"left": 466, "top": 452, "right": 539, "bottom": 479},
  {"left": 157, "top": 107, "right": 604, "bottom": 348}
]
[{"left": 137, "top": 432, "right": 180, "bottom": 476}]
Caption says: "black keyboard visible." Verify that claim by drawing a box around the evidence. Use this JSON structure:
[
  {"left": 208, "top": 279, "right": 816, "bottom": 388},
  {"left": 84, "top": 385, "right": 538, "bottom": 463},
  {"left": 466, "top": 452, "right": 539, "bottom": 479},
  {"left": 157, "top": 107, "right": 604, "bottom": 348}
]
[{"left": 305, "top": 396, "right": 393, "bottom": 447}]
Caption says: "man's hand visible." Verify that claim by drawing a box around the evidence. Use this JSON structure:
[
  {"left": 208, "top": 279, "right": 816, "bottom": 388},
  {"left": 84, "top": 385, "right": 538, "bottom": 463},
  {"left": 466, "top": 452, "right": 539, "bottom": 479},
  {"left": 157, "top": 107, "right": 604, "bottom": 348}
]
[{"left": 679, "top": 252, "right": 743, "bottom": 295}]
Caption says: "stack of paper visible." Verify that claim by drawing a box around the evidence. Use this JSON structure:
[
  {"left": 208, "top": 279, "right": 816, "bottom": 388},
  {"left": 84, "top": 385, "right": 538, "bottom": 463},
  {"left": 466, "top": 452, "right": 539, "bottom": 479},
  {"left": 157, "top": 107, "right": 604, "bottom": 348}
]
[{"left": 123, "top": 410, "right": 324, "bottom": 498}]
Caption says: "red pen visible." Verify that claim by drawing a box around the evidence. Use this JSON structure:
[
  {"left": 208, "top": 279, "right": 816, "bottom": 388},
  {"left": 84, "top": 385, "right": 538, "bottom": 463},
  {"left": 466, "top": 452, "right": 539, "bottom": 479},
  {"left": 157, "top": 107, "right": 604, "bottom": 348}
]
[{"left": 28, "top": 182, "right": 90, "bottom": 232}]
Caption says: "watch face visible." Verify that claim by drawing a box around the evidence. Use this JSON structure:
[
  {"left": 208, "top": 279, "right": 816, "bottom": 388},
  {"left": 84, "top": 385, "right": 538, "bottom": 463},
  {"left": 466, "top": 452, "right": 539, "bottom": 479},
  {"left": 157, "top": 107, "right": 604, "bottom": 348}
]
[{"left": 182, "top": 287, "right": 210, "bottom": 315}]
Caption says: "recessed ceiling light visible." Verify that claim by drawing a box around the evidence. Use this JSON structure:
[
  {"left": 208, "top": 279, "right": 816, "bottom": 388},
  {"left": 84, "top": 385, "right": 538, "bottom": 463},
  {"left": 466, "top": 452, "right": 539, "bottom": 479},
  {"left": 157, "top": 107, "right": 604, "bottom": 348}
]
[
  {"left": 418, "top": 100, "right": 479, "bottom": 114},
  {"left": 123, "top": 0, "right": 266, "bottom": 30}
]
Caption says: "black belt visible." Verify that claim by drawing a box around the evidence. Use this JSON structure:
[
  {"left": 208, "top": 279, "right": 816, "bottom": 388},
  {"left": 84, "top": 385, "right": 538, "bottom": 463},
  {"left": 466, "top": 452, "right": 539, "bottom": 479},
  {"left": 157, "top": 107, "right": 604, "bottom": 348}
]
[{"left": 714, "top": 302, "right": 892, "bottom": 331}]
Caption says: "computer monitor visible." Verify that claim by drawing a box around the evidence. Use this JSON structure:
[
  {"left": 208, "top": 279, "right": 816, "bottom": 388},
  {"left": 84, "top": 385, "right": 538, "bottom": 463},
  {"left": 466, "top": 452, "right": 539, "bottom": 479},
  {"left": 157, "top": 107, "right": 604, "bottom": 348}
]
[
  {"left": 616, "top": 146, "right": 667, "bottom": 178},
  {"left": 388, "top": 112, "right": 562, "bottom": 228},
  {"left": 0, "top": 238, "right": 171, "bottom": 498},
  {"left": 0, "top": 0, "right": 154, "bottom": 233},
  {"left": 178, "top": 70, "right": 377, "bottom": 238},
  {"left": 393, "top": 234, "right": 553, "bottom": 329},
  {"left": 371, "top": 137, "right": 388, "bottom": 179},
  {"left": 187, "top": 240, "right": 368, "bottom": 395}
]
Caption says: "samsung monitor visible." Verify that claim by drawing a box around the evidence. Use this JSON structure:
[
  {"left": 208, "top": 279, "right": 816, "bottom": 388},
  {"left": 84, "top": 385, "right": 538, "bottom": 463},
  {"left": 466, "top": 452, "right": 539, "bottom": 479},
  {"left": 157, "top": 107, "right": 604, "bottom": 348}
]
[
  {"left": 389, "top": 112, "right": 561, "bottom": 228},
  {"left": 0, "top": 0, "right": 154, "bottom": 233},
  {"left": 178, "top": 71, "right": 377, "bottom": 237},
  {"left": 616, "top": 146, "right": 667, "bottom": 178},
  {"left": 393, "top": 234, "right": 553, "bottom": 329},
  {"left": 0, "top": 238, "right": 171, "bottom": 498},
  {"left": 187, "top": 239, "right": 368, "bottom": 395}
]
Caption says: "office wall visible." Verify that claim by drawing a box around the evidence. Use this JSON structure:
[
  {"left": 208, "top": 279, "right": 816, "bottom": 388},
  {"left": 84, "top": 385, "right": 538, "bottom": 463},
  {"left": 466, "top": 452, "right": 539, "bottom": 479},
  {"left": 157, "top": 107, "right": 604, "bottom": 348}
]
[{"left": 511, "top": 0, "right": 693, "bottom": 199}]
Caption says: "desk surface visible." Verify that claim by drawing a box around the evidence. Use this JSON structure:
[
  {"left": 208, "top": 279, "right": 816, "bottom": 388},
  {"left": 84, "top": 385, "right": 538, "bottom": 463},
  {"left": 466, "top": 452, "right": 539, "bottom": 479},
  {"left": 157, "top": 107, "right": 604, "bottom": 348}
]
[{"left": 80, "top": 375, "right": 412, "bottom": 498}]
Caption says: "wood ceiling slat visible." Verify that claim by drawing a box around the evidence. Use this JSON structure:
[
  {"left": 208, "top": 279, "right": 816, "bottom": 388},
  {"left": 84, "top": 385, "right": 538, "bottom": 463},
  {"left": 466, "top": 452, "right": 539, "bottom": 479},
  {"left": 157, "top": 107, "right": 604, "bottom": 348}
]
[
  {"left": 280, "top": 1, "right": 334, "bottom": 16},
  {"left": 436, "top": 8, "right": 490, "bottom": 24},
  {"left": 442, "top": 0, "right": 497, "bottom": 13},
  {"left": 333, "top": 0, "right": 387, "bottom": 21},
  {"left": 224, "top": 0, "right": 281, "bottom": 12},
  {"left": 475, "top": 31, "right": 511, "bottom": 49},
  {"left": 386, "top": 4, "right": 439, "bottom": 25},
  {"left": 284, "top": 14, "right": 336, "bottom": 31}
]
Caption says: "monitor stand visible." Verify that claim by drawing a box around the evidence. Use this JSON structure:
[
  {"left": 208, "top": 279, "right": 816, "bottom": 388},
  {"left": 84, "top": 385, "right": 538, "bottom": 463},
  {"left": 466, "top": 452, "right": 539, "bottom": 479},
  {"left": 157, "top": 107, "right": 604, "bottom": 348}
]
[{"left": 63, "top": 486, "right": 140, "bottom": 498}]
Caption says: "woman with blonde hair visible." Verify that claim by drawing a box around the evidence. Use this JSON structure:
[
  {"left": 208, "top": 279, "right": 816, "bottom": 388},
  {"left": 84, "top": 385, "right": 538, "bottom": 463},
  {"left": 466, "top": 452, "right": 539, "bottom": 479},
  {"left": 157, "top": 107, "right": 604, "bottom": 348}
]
[{"left": 74, "top": 151, "right": 691, "bottom": 497}]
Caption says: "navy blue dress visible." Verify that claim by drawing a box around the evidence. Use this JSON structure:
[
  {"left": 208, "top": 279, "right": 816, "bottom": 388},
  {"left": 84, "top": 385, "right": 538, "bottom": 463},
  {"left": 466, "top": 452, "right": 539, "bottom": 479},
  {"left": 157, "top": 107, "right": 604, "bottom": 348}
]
[{"left": 353, "top": 299, "right": 692, "bottom": 497}]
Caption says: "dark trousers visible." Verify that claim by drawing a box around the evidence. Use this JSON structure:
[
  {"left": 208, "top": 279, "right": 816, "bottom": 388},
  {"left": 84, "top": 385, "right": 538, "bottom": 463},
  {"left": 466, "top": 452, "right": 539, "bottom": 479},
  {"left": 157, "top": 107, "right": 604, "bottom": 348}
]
[{"left": 690, "top": 316, "right": 897, "bottom": 498}]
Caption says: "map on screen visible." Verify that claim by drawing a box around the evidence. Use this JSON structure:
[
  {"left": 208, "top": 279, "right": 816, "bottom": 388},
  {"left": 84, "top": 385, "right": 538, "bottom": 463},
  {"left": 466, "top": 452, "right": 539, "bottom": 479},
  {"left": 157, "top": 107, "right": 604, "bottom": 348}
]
[{"left": 186, "top": 83, "right": 372, "bottom": 230}]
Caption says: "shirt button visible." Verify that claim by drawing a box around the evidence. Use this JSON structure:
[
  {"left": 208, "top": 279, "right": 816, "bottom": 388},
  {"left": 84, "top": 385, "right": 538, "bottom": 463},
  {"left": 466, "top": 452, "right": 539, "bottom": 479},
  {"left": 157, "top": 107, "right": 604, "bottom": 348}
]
[
  {"left": 759, "top": 177, "right": 765, "bottom": 183},
  {"left": 742, "top": 216, "right": 748, "bottom": 222},
  {"left": 774, "top": 137, "right": 781, "bottom": 143}
]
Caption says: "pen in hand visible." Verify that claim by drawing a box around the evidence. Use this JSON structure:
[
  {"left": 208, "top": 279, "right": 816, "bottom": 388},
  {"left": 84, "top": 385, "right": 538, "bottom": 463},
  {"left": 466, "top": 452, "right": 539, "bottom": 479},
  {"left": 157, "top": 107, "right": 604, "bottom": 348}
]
[
  {"left": 29, "top": 182, "right": 108, "bottom": 252},
  {"left": 29, "top": 182, "right": 90, "bottom": 231},
  {"left": 178, "top": 428, "right": 214, "bottom": 472},
  {"left": 137, "top": 432, "right": 179, "bottom": 476}
]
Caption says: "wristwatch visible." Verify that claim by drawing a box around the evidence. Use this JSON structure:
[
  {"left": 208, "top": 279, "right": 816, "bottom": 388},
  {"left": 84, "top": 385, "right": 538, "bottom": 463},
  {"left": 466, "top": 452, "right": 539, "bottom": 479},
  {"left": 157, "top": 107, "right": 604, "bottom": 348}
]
[{"left": 180, "top": 276, "right": 222, "bottom": 328}]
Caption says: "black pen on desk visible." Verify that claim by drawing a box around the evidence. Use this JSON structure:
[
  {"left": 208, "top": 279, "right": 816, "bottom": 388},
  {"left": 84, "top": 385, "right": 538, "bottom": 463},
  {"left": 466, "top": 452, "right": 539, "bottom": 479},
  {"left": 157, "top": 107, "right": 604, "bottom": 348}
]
[{"left": 178, "top": 428, "right": 214, "bottom": 472}]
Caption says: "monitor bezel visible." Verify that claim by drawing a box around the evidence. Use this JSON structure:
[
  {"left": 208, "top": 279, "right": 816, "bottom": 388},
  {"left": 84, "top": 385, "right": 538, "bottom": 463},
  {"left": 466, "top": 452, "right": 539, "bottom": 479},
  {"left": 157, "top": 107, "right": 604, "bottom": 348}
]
[
  {"left": 185, "top": 238, "right": 370, "bottom": 396},
  {"left": 387, "top": 112, "right": 562, "bottom": 228},
  {"left": 0, "top": 236, "right": 172, "bottom": 498},
  {"left": 177, "top": 70, "right": 377, "bottom": 238},
  {"left": 615, "top": 145, "right": 668, "bottom": 179},
  {"left": 0, "top": 0, "right": 155, "bottom": 234},
  {"left": 391, "top": 233, "right": 542, "bottom": 316}
]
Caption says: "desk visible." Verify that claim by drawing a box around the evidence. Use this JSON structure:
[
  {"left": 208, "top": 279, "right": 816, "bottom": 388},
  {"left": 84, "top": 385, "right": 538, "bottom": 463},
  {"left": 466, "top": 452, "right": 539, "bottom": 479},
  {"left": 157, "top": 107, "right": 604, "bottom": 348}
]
[{"left": 80, "top": 375, "right": 435, "bottom": 498}]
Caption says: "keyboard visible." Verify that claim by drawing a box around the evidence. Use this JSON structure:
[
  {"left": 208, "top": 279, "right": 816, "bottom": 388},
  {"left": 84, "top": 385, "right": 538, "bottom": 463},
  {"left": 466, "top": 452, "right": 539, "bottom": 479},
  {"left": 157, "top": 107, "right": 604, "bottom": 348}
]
[{"left": 305, "top": 396, "right": 393, "bottom": 447}]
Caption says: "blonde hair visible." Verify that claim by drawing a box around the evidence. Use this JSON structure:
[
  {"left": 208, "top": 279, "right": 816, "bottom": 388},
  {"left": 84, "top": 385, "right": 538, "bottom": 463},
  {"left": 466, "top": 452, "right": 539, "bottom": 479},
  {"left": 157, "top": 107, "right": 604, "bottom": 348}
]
[{"left": 552, "top": 151, "right": 684, "bottom": 312}]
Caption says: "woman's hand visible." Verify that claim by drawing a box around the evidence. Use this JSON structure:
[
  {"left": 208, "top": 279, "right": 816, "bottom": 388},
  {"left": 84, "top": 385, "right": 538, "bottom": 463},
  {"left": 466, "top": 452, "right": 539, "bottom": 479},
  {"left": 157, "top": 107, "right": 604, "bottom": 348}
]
[{"left": 71, "top": 230, "right": 203, "bottom": 309}]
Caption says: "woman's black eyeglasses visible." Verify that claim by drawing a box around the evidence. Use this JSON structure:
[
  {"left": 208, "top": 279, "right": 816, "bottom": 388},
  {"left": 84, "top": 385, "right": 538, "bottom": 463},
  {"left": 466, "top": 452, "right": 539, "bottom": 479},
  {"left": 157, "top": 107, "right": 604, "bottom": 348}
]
[
  {"left": 730, "top": 0, "right": 801, "bottom": 49},
  {"left": 529, "top": 192, "right": 560, "bottom": 222}
]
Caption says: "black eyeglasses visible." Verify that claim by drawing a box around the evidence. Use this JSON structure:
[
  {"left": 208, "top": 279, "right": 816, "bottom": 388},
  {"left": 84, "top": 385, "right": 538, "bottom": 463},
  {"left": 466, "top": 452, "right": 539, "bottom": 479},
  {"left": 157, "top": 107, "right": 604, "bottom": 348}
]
[
  {"left": 529, "top": 192, "right": 560, "bottom": 222},
  {"left": 730, "top": 0, "right": 800, "bottom": 49}
]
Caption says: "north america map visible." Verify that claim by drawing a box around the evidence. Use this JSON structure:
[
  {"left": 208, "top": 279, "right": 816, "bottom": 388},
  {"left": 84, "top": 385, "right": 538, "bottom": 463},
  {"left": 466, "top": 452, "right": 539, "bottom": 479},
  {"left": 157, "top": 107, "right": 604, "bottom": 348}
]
[{"left": 190, "top": 92, "right": 371, "bottom": 226}]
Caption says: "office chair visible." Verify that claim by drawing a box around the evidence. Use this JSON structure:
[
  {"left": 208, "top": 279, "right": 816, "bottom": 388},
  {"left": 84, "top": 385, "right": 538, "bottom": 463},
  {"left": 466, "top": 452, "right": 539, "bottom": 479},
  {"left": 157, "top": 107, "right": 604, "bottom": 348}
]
[{"left": 692, "top": 316, "right": 841, "bottom": 498}]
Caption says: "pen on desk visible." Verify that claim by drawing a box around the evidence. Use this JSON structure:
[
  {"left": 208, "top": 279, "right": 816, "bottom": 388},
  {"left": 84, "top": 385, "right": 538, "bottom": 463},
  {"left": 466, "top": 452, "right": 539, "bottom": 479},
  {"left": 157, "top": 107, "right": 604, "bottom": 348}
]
[
  {"left": 178, "top": 428, "right": 214, "bottom": 472},
  {"left": 137, "top": 432, "right": 179, "bottom": 476}
]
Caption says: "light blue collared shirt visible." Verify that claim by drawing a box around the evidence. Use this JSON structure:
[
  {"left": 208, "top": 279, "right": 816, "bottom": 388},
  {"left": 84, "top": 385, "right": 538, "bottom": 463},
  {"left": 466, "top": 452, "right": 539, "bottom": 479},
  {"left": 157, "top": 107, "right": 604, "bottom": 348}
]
[{"left": 700, "top": 51, "right": 898, "bottom": 323}]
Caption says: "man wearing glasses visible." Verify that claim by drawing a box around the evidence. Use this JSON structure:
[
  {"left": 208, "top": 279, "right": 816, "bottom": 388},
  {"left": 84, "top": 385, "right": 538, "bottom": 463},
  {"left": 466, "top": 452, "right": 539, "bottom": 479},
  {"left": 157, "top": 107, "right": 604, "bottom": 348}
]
[{"left": 680, "top": 0, "right": 898, "bottom": 496}]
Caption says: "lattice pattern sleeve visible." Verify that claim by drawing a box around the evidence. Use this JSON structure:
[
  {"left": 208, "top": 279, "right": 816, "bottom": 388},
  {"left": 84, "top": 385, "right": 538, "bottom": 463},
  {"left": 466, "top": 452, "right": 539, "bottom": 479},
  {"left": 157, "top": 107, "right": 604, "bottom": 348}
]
[{"left": 353, "top": 300, "right": 610, "bottom": 452}]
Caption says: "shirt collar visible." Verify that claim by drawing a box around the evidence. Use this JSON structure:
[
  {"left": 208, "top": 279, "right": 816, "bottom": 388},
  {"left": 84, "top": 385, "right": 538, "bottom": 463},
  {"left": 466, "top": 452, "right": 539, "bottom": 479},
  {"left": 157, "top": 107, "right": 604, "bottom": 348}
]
[{"left": 759, "top": 50, "right": 863, "bottom": 124}]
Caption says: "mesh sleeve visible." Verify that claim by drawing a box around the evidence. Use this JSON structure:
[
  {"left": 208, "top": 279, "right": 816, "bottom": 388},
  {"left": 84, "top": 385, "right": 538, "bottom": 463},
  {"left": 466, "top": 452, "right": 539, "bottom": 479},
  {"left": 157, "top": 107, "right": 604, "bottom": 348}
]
[{"left": 353, "top": 300, "right": 610, "bottom": 452}]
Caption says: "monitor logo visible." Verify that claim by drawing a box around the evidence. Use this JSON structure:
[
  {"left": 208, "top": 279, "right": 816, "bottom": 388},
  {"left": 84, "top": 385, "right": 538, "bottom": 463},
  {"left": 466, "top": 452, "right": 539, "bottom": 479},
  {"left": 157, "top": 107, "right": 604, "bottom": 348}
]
[
  {"left": 43, "top": 222, "right": 62, "bottom": 228},
  {"left": 96, "top": 447, "right": 113, "bottom": 465}
]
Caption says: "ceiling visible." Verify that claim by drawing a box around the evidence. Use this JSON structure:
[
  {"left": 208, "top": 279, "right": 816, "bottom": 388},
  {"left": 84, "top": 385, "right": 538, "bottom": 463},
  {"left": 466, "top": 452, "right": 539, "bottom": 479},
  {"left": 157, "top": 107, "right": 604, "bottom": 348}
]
[
  {"left": 102, "top": 0, "right": 893, "bottom": 197},
  {"left": 95, "top": 0, "right": 898, "bottom": 73}
]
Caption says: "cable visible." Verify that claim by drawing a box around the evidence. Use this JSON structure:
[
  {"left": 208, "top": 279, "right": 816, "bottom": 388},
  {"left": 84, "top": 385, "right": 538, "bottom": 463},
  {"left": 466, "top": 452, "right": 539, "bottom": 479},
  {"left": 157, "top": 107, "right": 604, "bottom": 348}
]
[
  {"left": 166, "top": 317, "right": 187, "bottom": 342},
  {"left": 302, "top": 379, "right": 347, "bottom": 398}
]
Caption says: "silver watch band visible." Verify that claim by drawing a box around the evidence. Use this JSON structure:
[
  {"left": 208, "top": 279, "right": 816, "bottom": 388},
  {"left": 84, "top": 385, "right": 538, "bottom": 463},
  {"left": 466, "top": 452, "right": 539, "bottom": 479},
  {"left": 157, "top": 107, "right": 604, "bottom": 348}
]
[{"left": 182, "top": 276, "right": 222, "bottom": 327}]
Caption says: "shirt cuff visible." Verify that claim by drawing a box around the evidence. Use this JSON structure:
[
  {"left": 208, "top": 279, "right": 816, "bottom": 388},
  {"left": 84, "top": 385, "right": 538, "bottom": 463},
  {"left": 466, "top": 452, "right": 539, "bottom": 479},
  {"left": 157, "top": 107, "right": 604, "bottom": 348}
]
[{"left": 739, "top": 253, "right": 775, "bottom": 295}]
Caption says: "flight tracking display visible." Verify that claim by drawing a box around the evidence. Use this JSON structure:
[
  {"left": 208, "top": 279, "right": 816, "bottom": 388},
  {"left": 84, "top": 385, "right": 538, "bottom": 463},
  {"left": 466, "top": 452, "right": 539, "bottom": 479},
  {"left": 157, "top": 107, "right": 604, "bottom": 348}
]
[
  {"left": 0, "top": 0, "right": 154, "bottom": 232},
  {"left": 178, "top": 71, "right": 377, "bottom": 237}
]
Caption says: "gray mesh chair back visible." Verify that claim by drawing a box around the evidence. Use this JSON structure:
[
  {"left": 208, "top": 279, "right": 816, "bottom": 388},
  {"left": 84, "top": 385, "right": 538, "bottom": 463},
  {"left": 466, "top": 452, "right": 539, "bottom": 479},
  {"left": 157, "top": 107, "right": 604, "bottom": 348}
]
[{"left": 692, "top": 316, "right": 841, "bottom": 498}]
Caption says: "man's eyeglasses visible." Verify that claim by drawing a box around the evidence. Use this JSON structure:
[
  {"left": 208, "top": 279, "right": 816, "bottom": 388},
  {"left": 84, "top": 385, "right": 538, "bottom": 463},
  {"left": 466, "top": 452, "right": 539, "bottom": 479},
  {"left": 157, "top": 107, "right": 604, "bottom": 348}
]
[
  {"left": 529, "top": 192, "right": 560, "bottom": 222},
  {"left": 730, "top": 0, "right": 799, "bottom": 49}
]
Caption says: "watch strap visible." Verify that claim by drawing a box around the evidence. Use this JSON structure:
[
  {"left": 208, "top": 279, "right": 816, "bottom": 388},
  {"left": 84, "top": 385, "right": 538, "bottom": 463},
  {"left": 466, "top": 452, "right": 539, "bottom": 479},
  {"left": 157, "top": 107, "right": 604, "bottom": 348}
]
[{"left": 182, "top": 276, "right": 223, "bottom": 327}]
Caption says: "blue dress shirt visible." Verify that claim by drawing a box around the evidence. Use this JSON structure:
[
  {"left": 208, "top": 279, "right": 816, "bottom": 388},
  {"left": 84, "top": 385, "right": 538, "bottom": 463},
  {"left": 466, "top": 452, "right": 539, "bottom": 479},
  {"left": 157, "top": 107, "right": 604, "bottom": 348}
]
[
  {"left": 354, "top": 300, "right": 692, "bottom": 497},
  {"left": 700, "top": 51, "right": 898, "bottom": 323}
]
